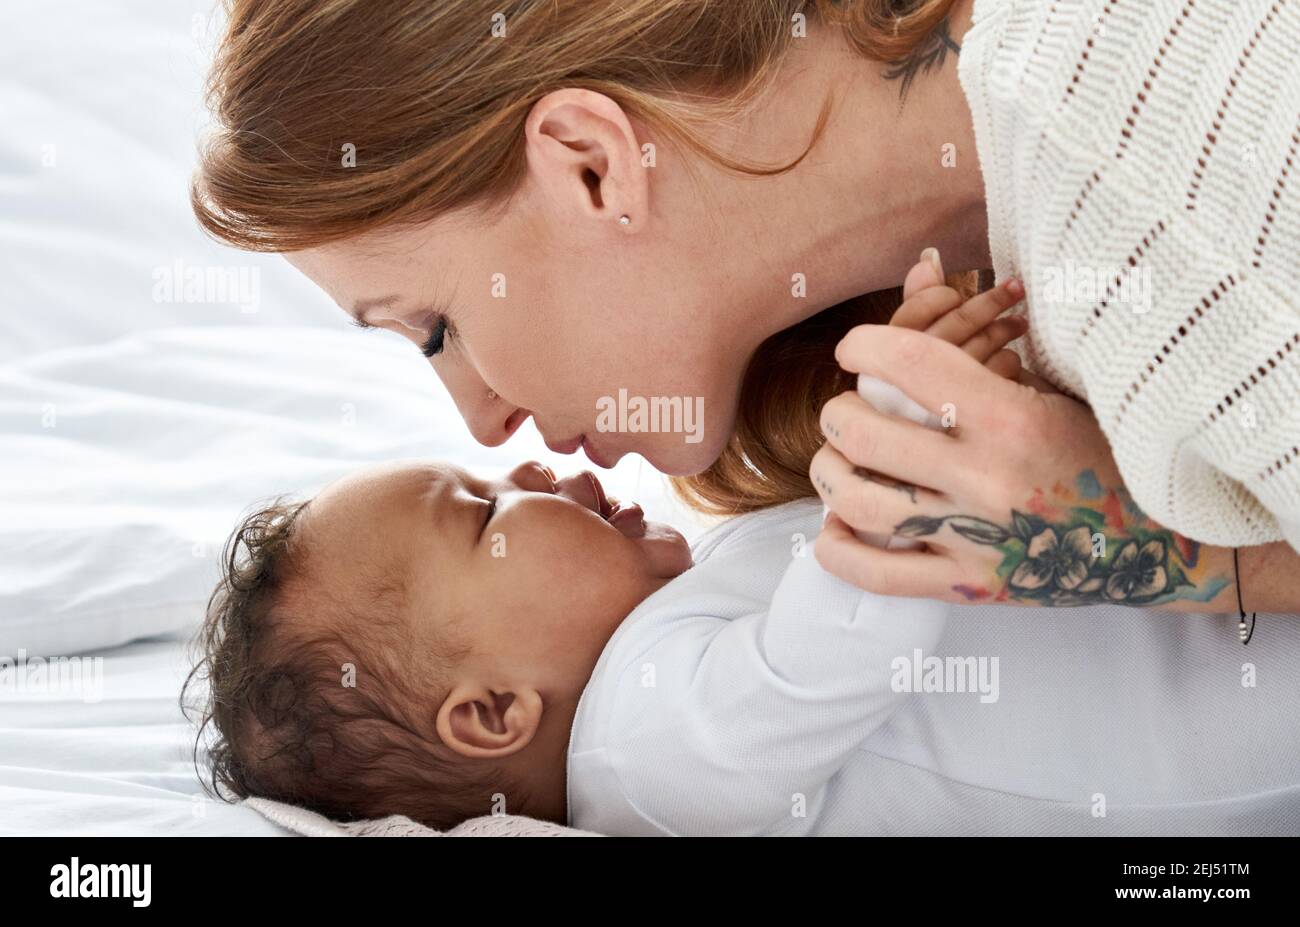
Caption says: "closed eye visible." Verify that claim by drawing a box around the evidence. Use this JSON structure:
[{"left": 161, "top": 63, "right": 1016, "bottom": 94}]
[
  {"left": 477, "top": 495, "right": 497, "bottom": 541},
  {"left": 421, "top": 316, "right": 448, "bottom": 358}
]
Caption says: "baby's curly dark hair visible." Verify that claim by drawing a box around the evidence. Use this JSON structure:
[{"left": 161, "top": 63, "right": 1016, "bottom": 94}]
[{"left": 181, "top": 497, "right": 524, "bottom": 830}]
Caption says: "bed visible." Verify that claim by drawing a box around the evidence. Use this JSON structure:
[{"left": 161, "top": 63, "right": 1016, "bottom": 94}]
[
  {"left": 0, "top": 0, "right": 701, "bottom": 836},
  {"left": 0, "top": 635, "right": 292, "bottom": 836}
]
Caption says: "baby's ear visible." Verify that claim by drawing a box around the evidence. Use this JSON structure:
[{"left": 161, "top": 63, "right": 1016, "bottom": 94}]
[
  {"left": 436, "top": 684, "right": 543, "bottom": 760},
  {"left": 902, "top": 247, "right": 946, "bottom": 301}
]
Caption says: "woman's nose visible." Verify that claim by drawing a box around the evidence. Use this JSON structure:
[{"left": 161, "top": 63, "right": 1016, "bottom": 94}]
[
  {"left": 434, "top": 361, "right": 528, "bottom": 447},
  {"left": 469, "top": 405, "right": 530, "bottom": 448},
  {"left": 507, "top": 461, "right": 557, "bottom": 493}
]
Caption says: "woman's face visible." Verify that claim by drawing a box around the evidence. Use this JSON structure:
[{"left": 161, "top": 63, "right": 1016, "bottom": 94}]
[
  {"left": 285, "top": 90, "right": 809, "bottom": 477},
  {"left": 288, "top": 204, "right": 755, "bottom": 477}
]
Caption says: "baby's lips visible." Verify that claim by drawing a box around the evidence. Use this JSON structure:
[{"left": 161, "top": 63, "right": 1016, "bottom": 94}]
[{"left": 608, "top": 502, "right": 646, "bottom": 539}]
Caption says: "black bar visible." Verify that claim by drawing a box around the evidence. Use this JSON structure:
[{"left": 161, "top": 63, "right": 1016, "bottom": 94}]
[{"left": 3, "top": 836, "right": 1282, "bottom": 913}]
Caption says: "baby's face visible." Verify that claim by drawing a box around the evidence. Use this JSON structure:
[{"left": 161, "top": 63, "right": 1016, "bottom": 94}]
[{"left": 300, "top": 459, "right": 692, "bottom": 694}]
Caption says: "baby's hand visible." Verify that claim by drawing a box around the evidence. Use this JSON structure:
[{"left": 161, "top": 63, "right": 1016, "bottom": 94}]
[{"left": 889, "top": 248, "right": 1027, "bottom": 381}]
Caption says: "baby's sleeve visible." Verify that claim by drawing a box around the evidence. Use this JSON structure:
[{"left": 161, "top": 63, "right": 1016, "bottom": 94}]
[{"left": 597, "top": 550, "right": 949, "bottom": 836}]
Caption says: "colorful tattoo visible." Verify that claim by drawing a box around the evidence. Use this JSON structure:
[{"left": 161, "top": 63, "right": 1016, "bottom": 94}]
[{"left": 891, "top": 469, "right": 1232, "bottom": 607}]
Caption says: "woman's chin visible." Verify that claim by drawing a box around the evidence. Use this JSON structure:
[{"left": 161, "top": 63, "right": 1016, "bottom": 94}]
[{"left": 640, "top": 439, "right": 725, "bottom": 478}]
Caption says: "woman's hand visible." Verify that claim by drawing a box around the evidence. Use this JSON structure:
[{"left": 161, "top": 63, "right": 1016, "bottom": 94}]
[{"left": 810, "top": 268, "right": 1247, "bottom": 611}]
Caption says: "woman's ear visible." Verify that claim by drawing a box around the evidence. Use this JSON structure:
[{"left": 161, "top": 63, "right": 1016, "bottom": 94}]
[
  {"left": 435, "top": 683, "right": 544, "bottom": 759},
  {"left": 523, "top": 88, "right": 649, "bottom": 231}
]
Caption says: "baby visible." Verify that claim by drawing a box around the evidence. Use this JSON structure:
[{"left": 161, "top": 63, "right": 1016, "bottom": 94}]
[
  {"left": 187, "top": 272, "right": 1300, "bottom": 836},
  {"left": 188, "top": 456, "right": 692, "bottom": 828}
]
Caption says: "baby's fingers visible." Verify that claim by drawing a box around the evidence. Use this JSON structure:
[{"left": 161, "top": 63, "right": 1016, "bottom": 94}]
[
  {"left": 927, "top": 277, "right": 1025, "bottom": 345},
  {"left": 962, "top": 314, "right": 1029, "bottom": 366},
  {"left": 890, "top": 285, "right": 963, "bottom": 331}
]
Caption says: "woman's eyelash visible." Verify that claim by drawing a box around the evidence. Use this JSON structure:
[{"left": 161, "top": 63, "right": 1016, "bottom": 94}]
[{"left": 420, "top": 316, "right": 449, "bottom": 357}]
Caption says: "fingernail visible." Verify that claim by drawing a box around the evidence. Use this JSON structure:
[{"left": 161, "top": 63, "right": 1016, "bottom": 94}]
[
  {"left": 920, "top": 247, "right": 943, "bottom": 281},
  {"left": 1006, "top": 276, "right": 1024, "bottom": 296}
]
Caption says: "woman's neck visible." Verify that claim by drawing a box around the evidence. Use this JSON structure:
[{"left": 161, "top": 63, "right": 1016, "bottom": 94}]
[{"left": 696, "top": 0, "right": 988, "bottom": 340}]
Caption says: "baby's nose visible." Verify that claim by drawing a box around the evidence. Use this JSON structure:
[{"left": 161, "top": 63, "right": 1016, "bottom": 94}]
[
  {"left": 507, "top": 461, "right": 557, "bottom": 492},
  {"left": 552, "top": 470, "right": 606, "bottom": 518}
]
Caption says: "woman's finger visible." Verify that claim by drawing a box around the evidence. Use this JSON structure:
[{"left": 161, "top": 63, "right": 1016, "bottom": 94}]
[
  {"left": 834, "top": 325, "right": 1024, "bottom": 431},
  {"left": 810, "top": 441, "right": 949, "bottom": 540},
  {"left": 926, "top": 277, "right": 1024, "bottom": 346},
  {"left": 814, "top": 513, "right": 961, "bottom": 599},
  {"left": 961, "top": 315, "right": 1029, "bottom": 363},
  {"left": 984, "top": 348, "right": 1023, "bottom": 381},
  {"left": 819, "top": 390, "right": 956, "bottom": 489}
]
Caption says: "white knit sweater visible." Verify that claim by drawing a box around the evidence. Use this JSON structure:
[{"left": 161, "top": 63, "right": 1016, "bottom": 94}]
[{"left": 959, "top": 0, "right": 1300, "bottom": 552}]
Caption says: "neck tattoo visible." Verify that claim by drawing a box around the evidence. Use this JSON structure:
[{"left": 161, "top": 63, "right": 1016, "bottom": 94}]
[{"left": 883, "top": 17, "right": 962, "bottom": 104}]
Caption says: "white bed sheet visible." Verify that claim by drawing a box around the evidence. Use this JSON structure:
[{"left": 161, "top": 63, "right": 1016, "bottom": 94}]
[{"left": 0, "top": 634, "right": 291, "bottom": 836}]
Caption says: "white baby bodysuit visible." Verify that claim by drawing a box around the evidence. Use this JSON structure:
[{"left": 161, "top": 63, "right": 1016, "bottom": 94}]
[{"left": 565, "top": 500, "right": 1300, "bottom": 836}]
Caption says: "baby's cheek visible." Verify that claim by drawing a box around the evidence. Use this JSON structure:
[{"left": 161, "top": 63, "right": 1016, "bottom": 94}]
[{"left": 574, "top": 539, "right": 657, "bottom": 618}]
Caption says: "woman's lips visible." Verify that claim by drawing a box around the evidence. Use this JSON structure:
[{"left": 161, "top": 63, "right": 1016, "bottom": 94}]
[
  {"left": 545, "top": 434, "right": 583, "bottom": 455},
  {"left": 545, "top": 432, "right": 617, "bottom": 469}
]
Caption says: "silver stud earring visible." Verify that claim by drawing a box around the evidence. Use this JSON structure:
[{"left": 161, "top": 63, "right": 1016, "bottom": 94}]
[{"left": 618, "top": 215, "right": 630, "bottom": 226}]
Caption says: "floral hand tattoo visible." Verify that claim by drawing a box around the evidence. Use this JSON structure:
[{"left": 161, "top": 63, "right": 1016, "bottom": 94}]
[{"left": 890, "top": 469, "right": 1232, "bottom": 607}]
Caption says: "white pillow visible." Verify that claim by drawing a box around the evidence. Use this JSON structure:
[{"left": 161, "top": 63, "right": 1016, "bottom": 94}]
[{"left": 0, "top": 0, "right": 344, "bottom": 367}]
